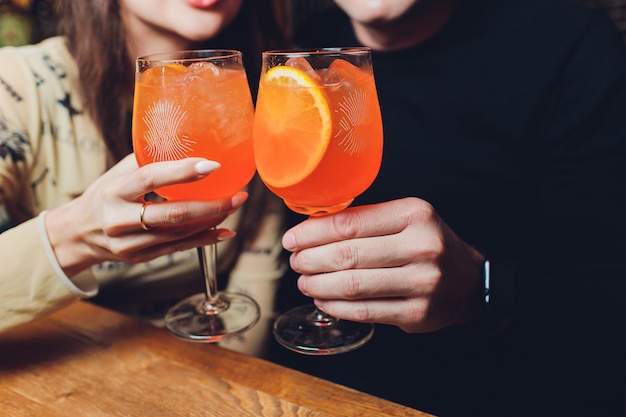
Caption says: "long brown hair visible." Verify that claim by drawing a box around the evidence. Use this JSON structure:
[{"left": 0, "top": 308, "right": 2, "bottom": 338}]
[{"left": 56, "top": 0, "right": 287, "bottom": 275}]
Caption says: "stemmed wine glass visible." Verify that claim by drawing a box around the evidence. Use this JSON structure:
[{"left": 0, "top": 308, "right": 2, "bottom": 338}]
[
  {"left": 252, "top": 47, "right": 383, "bottom": 354},
  {"left": 132, "top": 49, "right": 260, "bottom": 342}
]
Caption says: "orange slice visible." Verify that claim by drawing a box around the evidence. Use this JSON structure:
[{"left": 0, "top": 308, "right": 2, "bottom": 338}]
[
  {"left": 254, "top": 65, "right": 331, "bottom": 188},
  {"left": 140, "top": 63, "right": 187, "bottom": 86}
]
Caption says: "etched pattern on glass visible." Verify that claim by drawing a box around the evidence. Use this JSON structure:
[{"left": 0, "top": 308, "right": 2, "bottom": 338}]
[
  {"left": 143, "top": 100, "right": 195, "bottom": 161},
  {"left": 336, "top": 89, "right": 369, "bottom": 156}
]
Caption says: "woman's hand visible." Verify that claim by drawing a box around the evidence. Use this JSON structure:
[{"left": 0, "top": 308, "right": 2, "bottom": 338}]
[
  {"left": 45, "top": 154, "right": 247, "bottom": 277},
  {"left": 282, "top": 197, "right": 486, "bottom": 333}
]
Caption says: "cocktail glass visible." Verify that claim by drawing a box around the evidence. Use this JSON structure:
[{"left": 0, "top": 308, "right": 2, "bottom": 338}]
[
  {"left": 133, "top": 49, "right": 260, "bottom": 342},
  {"left": 253, "top": 47, "right": 383, "bottom": 354}
]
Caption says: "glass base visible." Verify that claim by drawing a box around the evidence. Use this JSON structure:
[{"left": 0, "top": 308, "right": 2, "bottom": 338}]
[
  {"left": 164, "top": 292, "right": 260, "bottom": 342},
  {"left": 273, "top": 304, "right": 374, "bottom": 355}
]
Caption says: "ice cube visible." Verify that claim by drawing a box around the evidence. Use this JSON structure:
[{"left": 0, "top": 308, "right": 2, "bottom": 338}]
[
  {"left": 321, "top": 58, "right": 357, "bottom": 88},
  {"left": 285, "top": 57, "right": 322, "bottom": 84},
  {"left": 184, "top": 62, "right": 223, "bottom": 83}
]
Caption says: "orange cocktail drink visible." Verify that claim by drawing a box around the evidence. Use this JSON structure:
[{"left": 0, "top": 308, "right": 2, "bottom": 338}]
[
  {"left": 132, "top": 50, "right": 261, "bottom": 343},
  {"left": 133, "top": 52, "right": 255, "bottom": 201},
  {"left": 253, "top": 49, "right": 383, "bottom": 216},
  {"left": 254, "top": 48, "right": 382, "bottom": 355}
]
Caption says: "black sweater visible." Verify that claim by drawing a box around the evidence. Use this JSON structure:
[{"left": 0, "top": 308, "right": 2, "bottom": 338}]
[{"left": 269, "top": 0, "right": 626, "bottom": 415}]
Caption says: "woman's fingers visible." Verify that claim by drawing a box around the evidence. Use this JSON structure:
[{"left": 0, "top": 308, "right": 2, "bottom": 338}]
[
  {"left": 138, "top": 192, "right": 246, "bottom": 230},
  {"left": 110, "top": 227, "right": 237, "bottom": 263},
  {"left": 101, "top": 191, "right": 248, "bottom": 236},
  {"left": 116, "top": 157, "right": 221, "bottom": 200}
]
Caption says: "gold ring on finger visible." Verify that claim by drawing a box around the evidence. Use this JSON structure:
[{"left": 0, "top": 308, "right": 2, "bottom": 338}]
[{"left": 139, "top": 203, "right": 151, "bottom": 231}]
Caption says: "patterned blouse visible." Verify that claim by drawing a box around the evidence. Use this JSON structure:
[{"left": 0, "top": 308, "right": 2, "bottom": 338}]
[{"left": 0, "top": 37, "right": 285, "bottom": 352}]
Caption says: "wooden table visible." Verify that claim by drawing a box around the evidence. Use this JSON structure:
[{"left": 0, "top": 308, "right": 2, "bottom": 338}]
[{"left": 0, "top": 301, "right": 434, "bottom": 416}]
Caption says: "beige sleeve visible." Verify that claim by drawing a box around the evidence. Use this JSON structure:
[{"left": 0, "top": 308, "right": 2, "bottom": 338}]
[
  {"left": 0, "top": 217, "right": 96, "bottom": 333},
  {"left": 0, "top": 42, "right": 99, "bottom": 334}
]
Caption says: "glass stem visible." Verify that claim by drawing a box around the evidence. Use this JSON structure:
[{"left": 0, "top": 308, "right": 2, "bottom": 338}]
[
  {"left": 304, "top": 215, "right": 340, "bottom": 326},
  {"left": 309, "top": 308, "right": 338, "bottom": 327},
  {"left": 197, "top": 230, "right": 227, "bottom": 314}
]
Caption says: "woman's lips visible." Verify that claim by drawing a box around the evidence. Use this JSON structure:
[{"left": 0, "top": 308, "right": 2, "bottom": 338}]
[{"left": 186, "top": 0, "right": 219, "bottom": 9}]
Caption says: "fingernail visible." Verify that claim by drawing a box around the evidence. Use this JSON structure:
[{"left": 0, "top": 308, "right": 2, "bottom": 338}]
[
  {"left": 217, "top": 230, "right": 237, "bottom": 241},
  {"left": 282, "top": 230, "right": 295, "bottom": 251},
  {"left": 230, "top": 192, "right": 248, "bottom": 210},
  {"left": 297, "top": 276, "right": 308, "bottom": 295},
  {"left": 195, "top": 160, "right": 221, "bottom": 174}
]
